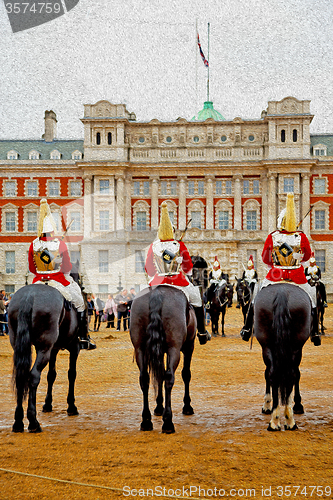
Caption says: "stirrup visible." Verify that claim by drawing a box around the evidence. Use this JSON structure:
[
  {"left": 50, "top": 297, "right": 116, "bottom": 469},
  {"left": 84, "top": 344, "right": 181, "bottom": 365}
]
[
  {"left": 236, "top": 304, "right": 241, "bottom": 309},
  {"left": 79, "top": 336, "right": 97, "bottom": 350},
  {"left": 324, "top": 302, "right": 328, "bottom": 308},
  {"left": 197, "top": 331, "right": 211, "bottom": 345},
  {"left": 240, "top": 328, "right": 252, "bottom": 342},
  {"left": 311, "top": 334, "right": 321, "bottom": 347}
]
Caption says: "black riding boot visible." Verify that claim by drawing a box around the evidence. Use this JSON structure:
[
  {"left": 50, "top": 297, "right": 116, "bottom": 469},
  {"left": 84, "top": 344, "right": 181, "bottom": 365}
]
[
  {"left": 311, "top": 307, "right": 321, "bottom": 346},
  {"left": 78, "top": 311, "right": 97, "bottom": 350},
  {"left": 193, "top": 306, "right": 211, "bottom": 345},
  {"left": 240, "top": 303, "right": 254, "bottom": 341}
]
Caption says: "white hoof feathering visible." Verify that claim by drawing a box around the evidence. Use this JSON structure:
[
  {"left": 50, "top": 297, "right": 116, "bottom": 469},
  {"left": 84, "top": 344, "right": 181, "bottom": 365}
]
[
  {"left": 284, "top": 396, "right": 296, "bottom": 430},
  {"left": 269, "top": 407, "right": 281, "bottom": 430},
  {"left": 262, "top": 393, "right": 272, "bottom": 412}
]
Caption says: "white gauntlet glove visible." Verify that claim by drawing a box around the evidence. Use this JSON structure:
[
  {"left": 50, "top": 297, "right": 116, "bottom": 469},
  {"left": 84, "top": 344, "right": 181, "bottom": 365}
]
[
  {"left": 176, "top": 256, "right": 183, "bottom": 264},
  {"left": 293, "top": 252, "right": 303, "bottom": 261},
  {"left": 53, "top": 256, "right": 62, "bottom": 265}
]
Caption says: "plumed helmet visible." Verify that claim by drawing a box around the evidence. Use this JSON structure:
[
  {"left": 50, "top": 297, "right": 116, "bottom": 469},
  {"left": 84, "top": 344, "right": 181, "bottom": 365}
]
[
  {"left": 309, "top": 252, "right": 316, "bottom": 264},
  {"left": 212, "top": 255, "right": 220, "bottom": 270},
  {"left": 248, "top": 254, "right": 254, "bottom": 268},
  {"left": 37, "top": 198, "right": 57, "bottom": 236},
  {"left": 277, "top": 193, "right": 297, "bottom": 232},
  {"left": 157, "top": 202, "right": 174, "bottom": 241}
]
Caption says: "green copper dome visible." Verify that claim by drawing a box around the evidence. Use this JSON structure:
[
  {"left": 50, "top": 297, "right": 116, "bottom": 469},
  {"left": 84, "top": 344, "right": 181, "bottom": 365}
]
[{"left": 191, "top": 101, "right": 225, "bottom": 121}]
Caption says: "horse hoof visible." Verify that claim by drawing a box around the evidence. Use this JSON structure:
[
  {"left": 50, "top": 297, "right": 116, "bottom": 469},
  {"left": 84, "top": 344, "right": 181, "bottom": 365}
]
[
  {"left": 262, "top": 408, "right": 272, "bottom": 415},
  {"left": 293, "top": 404, "right": 304, "bottom": 415},
  {"left": 162, "top": 424, "right": 175, "bottom": 434},
  {"left": 28, "top": 423, "right": 42, "bottom": 433},
  {"left": 42, "top": 404, "right": 52, "bottom": 413},
  {"left": 154, "top": 406, "right": 164, "bottom": 417},
  {"left": 285, "top": 424, "right": 298, "bottom": 431},
  {"left": 140, "top": 421, "right": 153, "bottom": 431},
  {"left": 222, "top": 333, "right": 226, "bottom": 337},
  {"left": 12, "top": 422, "right": 24, "bottom": 433},
  {"left": 267, "top": 423, "right": 281, "bottom": 431},
  {"left": 67, "top": 408, "right": 79, "bottom": 416},
  {"left": 182, "top": 406, "right": 194, "bottom": 415}
]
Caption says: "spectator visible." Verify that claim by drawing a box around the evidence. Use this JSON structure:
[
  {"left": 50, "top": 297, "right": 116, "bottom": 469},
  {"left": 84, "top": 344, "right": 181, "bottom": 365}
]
[
  {"left": 1, "top": 290, "right": 8, "bottom": 334},
  {"left": 115, "top": 289, "right": 130, "bottom": 331},
  {"left": 104, "top": 294, "right": 117, "bottom": 328},
  {"left": 87, "top": 295, "right": 95, "bottom": 332},
  {"left": 94, "top": 297, "right": 105, "bottom": 332},
  {"left": 0, "top": 294, "right": 5, "bottom": 336}
]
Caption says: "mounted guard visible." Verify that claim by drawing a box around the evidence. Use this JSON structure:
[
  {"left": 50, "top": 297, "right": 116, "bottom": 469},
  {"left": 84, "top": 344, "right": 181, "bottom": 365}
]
[
  {"left": 28, "top": 199, "right": 96, "bottom": 350},
  {"left": 236, "top": 255, "right": 258, "bottom": 308},
  {"left": 240, "top": 193, "right": 321, "bottom": 346},
  {"left": 145, "top": 202, "right": 211, "bottom": 345},
  {"left": 206, "top": 256, "right": 233, "bottom": 308},
  {"left": 305, "top": 252, "right": 328, "bottom": 308}
]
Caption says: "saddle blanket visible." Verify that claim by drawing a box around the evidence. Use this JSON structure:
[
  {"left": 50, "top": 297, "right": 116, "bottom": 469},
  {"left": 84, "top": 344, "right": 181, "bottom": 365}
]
[{"left": 33, "top": 279, "right": 72, "bottom": 302}]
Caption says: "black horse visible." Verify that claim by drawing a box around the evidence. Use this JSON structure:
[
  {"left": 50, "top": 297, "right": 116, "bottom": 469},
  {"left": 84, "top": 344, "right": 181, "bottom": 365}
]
[
  {"left": 308, "top": 276, "right": 326, "bottom": 335},
  {"left": 254, "top": 283, "right": 311, "bottom": 431},
  {"left": 130, "top": 285, "right": 196, "bottom": 433},
  {"left": 8, "top": 267, "right": 82, "bottom": 433},
  {"left": 235, "top": 277, "right": 252, "bottom": 323},
  {"left": 204, "top": 282, "right": 228, "bottom": 337}
]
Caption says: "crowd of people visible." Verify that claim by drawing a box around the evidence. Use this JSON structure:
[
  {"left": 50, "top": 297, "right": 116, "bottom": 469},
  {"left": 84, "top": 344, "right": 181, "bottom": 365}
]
[
  {"left": 0, "top": 290, "right": 12, "bottom": 336},
  {"left": 87, "top": 288, "right": 137, "bottom": 332}
]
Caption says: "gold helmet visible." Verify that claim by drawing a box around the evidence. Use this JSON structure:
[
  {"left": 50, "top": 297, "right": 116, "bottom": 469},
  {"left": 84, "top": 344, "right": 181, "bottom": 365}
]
[
  {"left": 309, "top": 252, "right": 316, "bottom": 264},
  {"left": 277, "top": 193, "right": 297, "bottom": 232},
  {"left": 37, "top": 198, "right": 57, "bottom": 237},
  {"left": 212, "top": 256, "right": 220, "bottom": 270},
  {"left": 158, "top": 202, "right": 174, "bottom": 241},
  {"left": 247, "top": 254, "right": 254, "bottom": 269}
]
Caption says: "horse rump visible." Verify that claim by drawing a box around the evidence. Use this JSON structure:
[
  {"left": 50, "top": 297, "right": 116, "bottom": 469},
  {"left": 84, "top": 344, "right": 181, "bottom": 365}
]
[{"left": 145, "top": 287, "right": 165, "bottom": 387}]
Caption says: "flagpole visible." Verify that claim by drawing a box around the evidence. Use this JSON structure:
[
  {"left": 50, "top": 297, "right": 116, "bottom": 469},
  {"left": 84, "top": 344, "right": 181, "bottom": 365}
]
[
  {"left": 195, "top": 19, "right": 198, "bottom": 116},
  {"left": 207, "top": 22, "right": 210, "bottom": 102}
]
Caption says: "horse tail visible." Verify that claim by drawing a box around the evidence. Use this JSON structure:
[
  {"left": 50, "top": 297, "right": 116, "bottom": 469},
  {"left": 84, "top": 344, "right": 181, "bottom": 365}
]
[
  {"left": 146, "top": 288, "right": 165, "bottom": 387},
  {"left": 272, "top": 290, "right": 293, "bottom": 405},
  {"left": 12, "top": 293, "right": 33, "bottom": 400}
]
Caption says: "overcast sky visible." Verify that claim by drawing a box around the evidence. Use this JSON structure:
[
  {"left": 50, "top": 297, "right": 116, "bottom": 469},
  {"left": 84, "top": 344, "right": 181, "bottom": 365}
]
[{"left": 0, "top": 0, "right": 332, "bottom": 139}]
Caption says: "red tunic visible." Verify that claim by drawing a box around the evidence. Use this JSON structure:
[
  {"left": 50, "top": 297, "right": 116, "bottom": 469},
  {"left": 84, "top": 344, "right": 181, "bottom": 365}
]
[
  {"left": 145, "top": 240, "right": 193, "bottom": 287},
  {"left": 262, "top": 230, "right": 311, "bottom": 284},
  {"left": 28, "top": 237, "right": 72, "bottom": 286}
]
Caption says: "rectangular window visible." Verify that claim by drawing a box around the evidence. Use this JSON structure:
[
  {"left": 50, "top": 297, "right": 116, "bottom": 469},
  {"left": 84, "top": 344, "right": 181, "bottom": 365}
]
[
  {"left": 5, "top": 251, "right": 15, "bottom": 274},
  {"left": 98, "top": 250, "right": 109, "bottom": 273},
  {"left": 51, "top": 211, "right": 60, "bottom": 231},
  {"left": 5, "top": 181, "right": 16, "bottom": 197},
  {"left": 5, "top": 284, "right": 15, "bottom": 294},
  {"left": 198, "top": 180, "right": 204, "bottom": 195},
  {"left": 188, "top": 181, "right": 195, "bottom": 196},
  {"left": 133, "top": 181, "right": 140, "bottom": 196},
  {"left": 70, "top": 181, "right": 81, "bottom": 197},
  {"left": 246, "top": 210, "right": 257, "bottom": 230},
  {"left": 160, "top": 181, "right": 167, "bottom": 196},
  {"left": 191, "top": 211, "right": 201, "bottom": 229},
  {"left": 135, "top": 250, "right": 145, "bottom": 273},
  {"left": 98, "top": 284, "right": 108, "bottom": 293},
  {"left": 99, "top": 179, "right": 110, "bottom": 194},
  {"left": 253, "top": 180, "right": 260, "bottom": 194},
  {"left": 315, "top": 250, "right": 326, "bottom": 272},
  {"left": 5, "top": 212, "right": 15, "bottom": 232},
  {"left": 215, "top": 180, "right": 222, "bottom": 195},
  {"left": 225, "top": 180, "right": 232, "bottom": 195},
  {"left": 218, "top": 211, "right": 229, "bottom": 230},
  {"left": 70, "top": 251, "right": 80, "bottom": 264},
  {"left": 136, "top": 211, "right": 146, "bottom": 231},
  {"left": 314, "top": 178, "right": 326, "bottom": 194},
  {"left": 143, "top": 181, "right": 150, "bottom": 196},
  {"left": 314, "top": 210, "right": 325, "bottom": 230},
  {"left": 49, "top": 181, "right": 60, "bottom": 196},
  {"left": 70, "top": 211, "right": 81, "bottom": 231},
  {"left": 284, "top": 178, "right": 294, "bottom": 193},
  {"left": 27, "top": 181, "right": 38, "bottom": 197},
  {"left": 168, "top": 211, "right": 174, "bottom": 225},
  {"left": 99, "top": 211, "right": 109, "bottom": 231},
  {"left": 27, "top": 212, "right": 37, "bottom": 232},
  {"left": 170, "top": 181, "right": 177, "bottom": 195},
  {"left": 243, "top": 180, "right": 250, "bottom": 194}
]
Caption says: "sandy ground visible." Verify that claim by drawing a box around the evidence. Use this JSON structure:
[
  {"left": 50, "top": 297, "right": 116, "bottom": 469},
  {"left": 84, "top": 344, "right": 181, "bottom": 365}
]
[{"left": 0, "top": 306, "right": 333, "bottom": 500}]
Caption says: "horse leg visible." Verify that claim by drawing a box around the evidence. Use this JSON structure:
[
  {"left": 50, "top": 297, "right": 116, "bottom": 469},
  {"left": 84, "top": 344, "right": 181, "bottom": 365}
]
[
  {"left": 267, "top": 384, "right": 281, "bottom": 431},
  {"left": 27, "top": 348, "right": 52, "bottom": 432},
  {"left": 67, "top": 344, "right": 80, "bottom": 416},
  {"left": 182, "top": 342, "right": 194, "bottom": 415},
  {"left": 221, "top": 306, "right": 226, "bottom": 337},
  {"left": 43, "top": 348, "right": 58, "bottom": 413},
  {"left": 284, "top": 393, "right": 298, "bottom": 430},
  {"left": 12, "top": 388, "right": 25, "bottom": 433},
  {"left": 162, "top": 348, "right": 180, "bottom": 433},
  {"left": 154, "top": 380, "right": 164, "bottom": 416},
  {"left": 293, "top": 351, "right": 304, "bottom": 414},
  {"left": 262, "top": 349, "right": 272, "bottom": 414},
  {"left": 137, "top": 349, "right": 153, "bottom": 431}
]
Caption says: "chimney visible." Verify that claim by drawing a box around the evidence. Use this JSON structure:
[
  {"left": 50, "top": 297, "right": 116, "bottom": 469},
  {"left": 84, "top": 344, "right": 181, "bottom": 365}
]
[{"left": 44, "top": 110, "right": 57, "bottom": 142}]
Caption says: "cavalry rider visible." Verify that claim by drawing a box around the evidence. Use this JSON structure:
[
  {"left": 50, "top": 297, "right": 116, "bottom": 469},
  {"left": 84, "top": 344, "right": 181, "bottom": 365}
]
[
  {"left": 206, "top": 256, "right": 232, "bottom": 308},
  {"left": 305, "top": 253, "right": 328, "bottom": 308},
  {"left": 240, "top": 193, "right": 321, "bottom": 346},
  {"left": 236, "top": 255, "right": 258, "bottom": 308},
  {"left": 145, "top": 202, "right": 211, "bottom": 345},
  {"left": 28, "top": 199, "right": 96, "bottom": 350}
]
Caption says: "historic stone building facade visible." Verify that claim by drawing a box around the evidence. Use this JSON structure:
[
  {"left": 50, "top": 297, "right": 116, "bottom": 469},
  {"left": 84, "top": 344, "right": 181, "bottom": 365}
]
[{"left": 0, "top": 97, "right": 333, "bottom": 298}]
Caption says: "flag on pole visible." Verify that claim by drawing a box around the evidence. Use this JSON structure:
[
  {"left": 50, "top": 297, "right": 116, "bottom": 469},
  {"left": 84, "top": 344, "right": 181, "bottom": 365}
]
[{"left": 197, "top": 32, "right": 209, "bottom": 67}]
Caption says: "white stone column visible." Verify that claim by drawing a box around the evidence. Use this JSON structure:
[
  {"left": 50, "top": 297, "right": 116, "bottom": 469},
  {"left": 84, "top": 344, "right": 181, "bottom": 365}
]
[
  {"left": 205, "top": 175, "right": 214, "bottom": 229},
  {"left": 124, "top": 174, "right": 132, "bottom": 231},
  {"left": 233, "top": 174, "right": 242, "bottom": 230},
  {"left": 83, "top": 175, "right": 93, "bottom": 239},
  {"left": 115, "top": 174, "right": 125, "bottom": 231},
  {"left": 178, "top": 175, "right": 187, "bottom": 230},
  {"left": 261, "top": 173, "right": 268, "bottom": 232},
  {"left": 268, "top": 173, "right": 277, "bottom": 232},
  {"left": 301, "top": 173, "right": 311, "bottom": 235},
  {"left": 150, "top": 175, "right": 159, "bottom": 230}
]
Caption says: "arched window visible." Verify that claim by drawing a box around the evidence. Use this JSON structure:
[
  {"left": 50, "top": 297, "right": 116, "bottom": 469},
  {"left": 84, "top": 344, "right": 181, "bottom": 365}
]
[
  {"left": 281, "top": 130, "right": 286, "bottom": 143},
  {"left": 293, "top": 129, "right": 297, "bottom": 142},
  {"left": 96, "top": 132, "right": 101, "bottom": 145},
  {"left": 108, "top": 132, "right": 112, "bottom": 145}
]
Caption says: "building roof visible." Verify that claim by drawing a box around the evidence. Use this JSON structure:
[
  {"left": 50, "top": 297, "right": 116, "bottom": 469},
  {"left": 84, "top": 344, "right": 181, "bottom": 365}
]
[
  {"left": 310, "top": 134, "right": 333, "bottom": 156},
  {"left": 0, "top": 139, "right": 84, "bottom": 160},
  {"left": 191, "top": 101, "right": 225, "bottom": 122}
]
